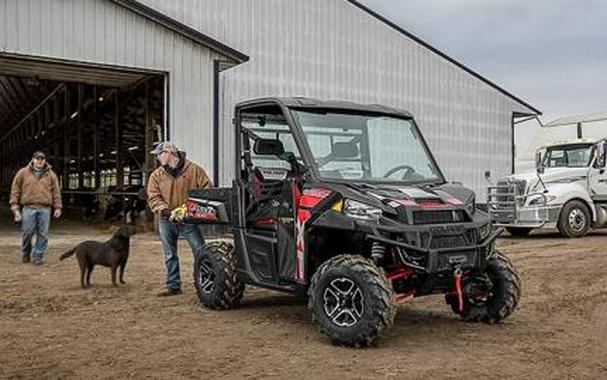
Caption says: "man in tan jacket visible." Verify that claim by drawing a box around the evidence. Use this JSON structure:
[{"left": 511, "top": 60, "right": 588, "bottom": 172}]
[
  {"left": 10, "top": 151, "right": 62, "bottom": 265},
  {"left": 147, "top": 141, "right": 212, "bottom": 295}
]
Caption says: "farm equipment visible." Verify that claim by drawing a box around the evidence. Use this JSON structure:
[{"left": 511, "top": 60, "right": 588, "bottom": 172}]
[{"left": 186, "top": 97, "right": 521, "bottom": 346}]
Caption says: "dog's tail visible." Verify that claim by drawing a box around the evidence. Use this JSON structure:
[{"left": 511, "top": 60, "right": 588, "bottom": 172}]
[{"left": 59, "top": 248, "right": 76, "bottom": 261}]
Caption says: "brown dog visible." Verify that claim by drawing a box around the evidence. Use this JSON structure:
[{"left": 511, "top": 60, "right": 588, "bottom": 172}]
[{"left": 60, "top": 227, "right": 134, "bottom": 288}]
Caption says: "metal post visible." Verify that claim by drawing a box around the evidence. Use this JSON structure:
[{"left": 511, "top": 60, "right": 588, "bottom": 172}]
[
  {"left": 144, "top": 81, "right": 153, "bottom": 185},
  {"left": 143, "top": 80, "right": 155, "bottom": 230},
  {"left": 93, "top": 86, "right": 100, "bottom": 189},
  {"left": 577, "top": 122, "right": 583, "bottom": 139},
  {"left": 115, "top": 90, "right": 124, "bottom": 190},
  {"left": 77, "top": 84, "right": 84, "bottom": 188},
  {"left": 213, "top": 60, "right": 220, "bottom": 186},
  {"left": 63, "top": 86, "right": 70, "bottom": 189}
]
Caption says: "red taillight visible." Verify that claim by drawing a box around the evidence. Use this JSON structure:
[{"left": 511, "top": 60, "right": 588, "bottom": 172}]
[{"left": 186, "top": 199, "right": 218, "bottom": 221}]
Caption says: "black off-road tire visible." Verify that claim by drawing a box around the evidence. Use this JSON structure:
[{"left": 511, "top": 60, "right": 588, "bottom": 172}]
[
  {"left": 446, "top": 251, "right": 521, "bottom": 323},
  {"left": 557, "top": 200, "right": 591, "bottom": 238},
  {"left": 308, "top": 255, "right": 396, "bottom": 347},
  {"left": 505, "top": 227, "right": 533, "bottom": 237},
  {"left": 193, "top": 241, "right": 245, "bottom": 310}
]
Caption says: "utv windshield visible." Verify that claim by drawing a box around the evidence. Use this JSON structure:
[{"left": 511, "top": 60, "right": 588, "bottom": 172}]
[
  {"left": 542, "top": 144, "right": 594, "bottom": 168},
  {"left": 291, "top": 110, "right": 444, "bottom": 184}
]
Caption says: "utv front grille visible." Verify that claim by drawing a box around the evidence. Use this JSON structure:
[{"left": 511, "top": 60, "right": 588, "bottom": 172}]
[
  {"left": 412, "top": 210, "right": 465, "bottom": 224},
  {"left": 420, "top": 229, "right": 476, "bottom": 249}
]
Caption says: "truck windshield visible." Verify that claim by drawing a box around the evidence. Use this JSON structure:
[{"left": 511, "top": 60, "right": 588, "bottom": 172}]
[
  {"left": 291, "top": 110, "right": 443, "bottom": 184},
  {"left": 542, "top": 144, "right": 594, "bottom": 168}
]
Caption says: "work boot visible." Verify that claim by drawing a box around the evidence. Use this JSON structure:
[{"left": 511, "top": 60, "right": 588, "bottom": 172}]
[
  {"left": 157, "top": 288, "right": 182, "bottom": 297},
  {"left": 22, "top": 255, "right": 30, "bottom": 263}
]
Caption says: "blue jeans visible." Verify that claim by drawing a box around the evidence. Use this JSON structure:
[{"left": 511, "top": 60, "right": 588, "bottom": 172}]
[
  {"left": 21, "top": 207, "right": 51, "bottom": 260},
  {"left": 158, "top": 219, "right": 205, "bottom": 290}
]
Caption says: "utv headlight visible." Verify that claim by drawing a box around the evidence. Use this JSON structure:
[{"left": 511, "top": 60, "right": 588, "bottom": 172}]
[
  {"left": 478, "top": 222, "right": 492, "bottom": 240},
  {"left": 467, "top": 195, "right": 476, "bottom": 214},
  {"left": 344, "top": 199, "right": 382, "bottom": 221}
]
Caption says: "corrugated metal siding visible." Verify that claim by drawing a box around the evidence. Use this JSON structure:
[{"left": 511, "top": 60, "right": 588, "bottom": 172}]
[
  {"left": 0, "top": 0, "right": 225, "bottom": 172},
  {"left": 140, "top": 0, "right": 534, "bottom": 199}
]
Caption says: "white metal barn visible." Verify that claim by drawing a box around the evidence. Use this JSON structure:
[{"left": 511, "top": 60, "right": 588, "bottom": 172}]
[
  {"left": 0, "top": 0, "right": 539, "bottom": 207},
  {"left": 139, "top": 0, "right": 541, "bottom": 197}
]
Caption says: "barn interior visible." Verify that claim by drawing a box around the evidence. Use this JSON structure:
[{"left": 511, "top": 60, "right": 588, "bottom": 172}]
[{"left": 0, "top": 55, "right": 165, "bottom": 227}]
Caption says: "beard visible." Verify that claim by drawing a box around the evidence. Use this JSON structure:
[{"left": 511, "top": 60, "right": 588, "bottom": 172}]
[{"left": 167, "top": 158, "right": 179, "bottom": 169}]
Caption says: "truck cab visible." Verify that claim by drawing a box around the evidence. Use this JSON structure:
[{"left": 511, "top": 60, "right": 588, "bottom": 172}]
[{"left": 488, "top": 138, "right": 607, "bottom": 237}]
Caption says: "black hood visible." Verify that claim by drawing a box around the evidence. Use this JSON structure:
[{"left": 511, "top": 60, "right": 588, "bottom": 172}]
[{"left": 311, "top": 181, "right": 479, "bottom": 223}]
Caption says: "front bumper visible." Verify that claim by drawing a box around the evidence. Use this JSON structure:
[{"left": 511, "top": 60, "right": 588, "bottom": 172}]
[
  {"left": 490, "top": 204, "right": 561, "bottom": 228},
  {"left": 487, "top": 182, "right": 561, "bottom": 229},
  {"left": 366, "top": 227, "right": 502, "bottom": 275}
]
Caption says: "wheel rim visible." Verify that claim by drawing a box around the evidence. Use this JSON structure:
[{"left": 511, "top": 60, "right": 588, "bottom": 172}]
[
  {"left": 322, "top": 277, "right": 365, "bottom": 327},
  {"left": 465, "top": 274, "right": 494, "bottom": 306},
  {"left": 568, "top": 208, "right": 586, "bottom": 232},
  {"left": 197, "top": 259, "right": 215, "bottom": 294}
]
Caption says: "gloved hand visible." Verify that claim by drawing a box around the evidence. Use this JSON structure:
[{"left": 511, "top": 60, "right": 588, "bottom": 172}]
[
  {"left": 160, "top": 208, "right": 171, "bottom": 219},
  {"left": 169, "top": 204, "right": 187, "bottom": 223}
]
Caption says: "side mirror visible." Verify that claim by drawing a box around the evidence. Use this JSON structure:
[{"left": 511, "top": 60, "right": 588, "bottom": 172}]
[
  {"left": 484, "top": 170, "right": 491, "bottom": 180},
  {"left": 535, "top": 150, "right": 543, "bottom": 171},
  {"left": 595, "top": 142, "right": 606, "bottom": 168},
  {"left": 253, "top": 139, "right": 285, "bottom": 156}
]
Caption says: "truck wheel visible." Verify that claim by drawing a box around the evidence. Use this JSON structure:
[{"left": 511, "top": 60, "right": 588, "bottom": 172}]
[
  {"left": 193, "top": 241, "right": 244, "bottom": 310},
  {"left": 308, "top": 255, "right": 396, "bottom": 347},
  {"left": 557, "top": 200, "right": 591, "bottom": 238},
  {"left": 446, "top": 251, "right": 521, "bottom": 323},
  {"left": 505, "top": 227, "right": 533, "bottom": 236}
]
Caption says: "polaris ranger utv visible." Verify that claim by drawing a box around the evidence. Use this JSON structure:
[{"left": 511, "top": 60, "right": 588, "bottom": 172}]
[{"left": 185, "top": 97, "right": 521, "bottom": 346}]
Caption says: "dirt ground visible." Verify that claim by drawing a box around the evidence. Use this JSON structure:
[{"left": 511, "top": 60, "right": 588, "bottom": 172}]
[{"left": 1, "top": 209, "right": 606, "bottom": 380}]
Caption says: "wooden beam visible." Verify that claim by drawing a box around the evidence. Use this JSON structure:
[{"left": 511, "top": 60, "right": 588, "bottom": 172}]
[{"left": 0, "top": 83, "right": 65, "bottom": 143}]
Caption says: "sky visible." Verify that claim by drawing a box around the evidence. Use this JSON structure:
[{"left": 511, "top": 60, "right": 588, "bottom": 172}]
[{"left": 360, "top": 0, "right": 607, "bottom": 123}]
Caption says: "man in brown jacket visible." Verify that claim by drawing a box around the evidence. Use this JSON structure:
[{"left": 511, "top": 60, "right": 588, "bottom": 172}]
[
  {"left": 10, "top": 151, "right": 62, "bottom": 265},
  {"left": 147, "top": 141, "right": 212, "bottom": 295}
]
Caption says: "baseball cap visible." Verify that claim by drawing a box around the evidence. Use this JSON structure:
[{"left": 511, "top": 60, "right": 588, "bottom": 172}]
[
  {"left": 32, "top": 151, "right": 46, "bottom": 159},
  {"left": 150, "top": 141, "right": 178, "bottom": 155}
]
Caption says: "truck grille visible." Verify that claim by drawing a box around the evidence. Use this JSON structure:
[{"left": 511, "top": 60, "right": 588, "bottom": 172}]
[
  {"left": 491, "top": 180, "right": 526, "bottom": 209},
  {"left": 412, "top": 210, "right": 465, "bottom": 224}
]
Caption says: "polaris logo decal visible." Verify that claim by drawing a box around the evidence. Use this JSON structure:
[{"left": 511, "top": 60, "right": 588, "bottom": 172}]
[
  {"left": 429, "top": 225, "right": 465, "bottom": 235},
  {"left": 448, "top": 254, "right": 468, "bottom": 265}
]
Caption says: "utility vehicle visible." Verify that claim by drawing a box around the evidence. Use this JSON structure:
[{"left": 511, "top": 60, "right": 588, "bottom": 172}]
[{"left": 186, "top": 98, "right": 521, "bottom": 346}]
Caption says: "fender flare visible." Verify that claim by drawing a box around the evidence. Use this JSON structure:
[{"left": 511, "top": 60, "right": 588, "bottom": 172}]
[{"left": 545, "top": 182, "right": 596, "bottom": 221}]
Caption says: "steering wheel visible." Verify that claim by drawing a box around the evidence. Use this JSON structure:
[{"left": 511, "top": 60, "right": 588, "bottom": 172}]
[{"left": 382, "top": 164, "right": 416, "bottom": 180}]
